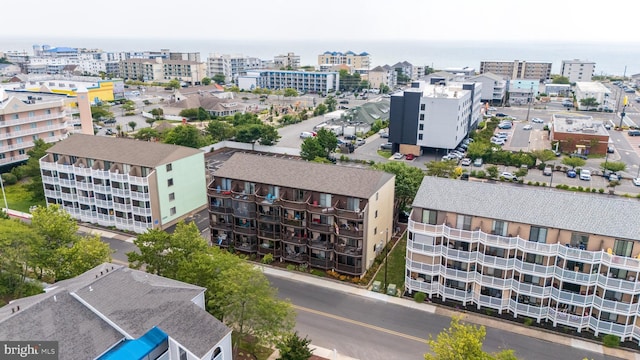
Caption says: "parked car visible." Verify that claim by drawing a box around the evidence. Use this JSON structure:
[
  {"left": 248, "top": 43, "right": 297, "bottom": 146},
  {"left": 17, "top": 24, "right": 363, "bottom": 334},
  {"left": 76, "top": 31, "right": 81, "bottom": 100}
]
[
  {"left": 473, "top": 158, "right": 483, "bottom": 167},
  {"left": 569, "top": 153, "right": 588, "bottom": 160},
  {"left": 629, "top": 130, "right": 640, "bottom": 136},
  {"left": 608, "top": 173, "right": 620, "bottom": 181},
  {"left": 607, "top": 146, "right": 615, "bottom": 154},
  {"left": 103, "top": 118, "right": 116, "bottom": 124},
  {"left": 355, "top": 138, "right": 366, "bottom": 146},
  {"left": 497, "top": 123, "right": 512, "bottom": 129},
  {"left": 500, "top": 172, "right": 518, "bottom": 181},
  {"left": 344, "top": 134, "right": 357, "bottom": 140},
  {"left": 531, "top": 118, "right": 544, "bottom": 123},
  {"left": 496, "top": 132, "right": 508, "bottom": 139},
  {"left": 105, "top": 129, "right": 115, "bottom": 136},
  {"left": 379, "top": 132, "right": 389, "bottom": 138},
  {"left": 495, "top": 113, "right": 509, "bottom": 117},
  {"left": 300, "top": 131, "right": 315, "bottom": 139},
  {"left": 566, "top": 169, "right": 577, "bottom": 178},
  {"left": 543, "top": 165, "right": 553, "bottom": 176},
  {"left": 380, "top": 142, "right": 393, "bottom": 150},
  {"left": 579, "top": 169, "right": 591, "bottom": 181},
  {"left": 405, "top": 154, "right": 416, "bottom": 161},
  {"left": 523, "top": 124, "right": 533, "bottom": 130},
  {"left": 392, "top": 152, "right": 404, "bottom": 160},
  {"left": 461, "top": 158, "right": 472, "bottom": 166},
  {"left": 633, "top": 178, "right": 640, "bottom": 186},
  {"left": 491, "top": 138, "right": 506, "bottom": 145},
  {"left": 339, "top": 100, "right": 349, "bottom": 104},
  {"left": 488, "top": 107, "right": 497, "bottom": 111}
]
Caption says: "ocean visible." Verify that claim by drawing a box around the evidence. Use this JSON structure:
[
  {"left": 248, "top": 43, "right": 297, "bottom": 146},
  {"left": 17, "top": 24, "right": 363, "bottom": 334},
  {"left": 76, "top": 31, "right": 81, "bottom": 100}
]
[{"left": 1, "top": 37, "right": 639, "bottom": 76}]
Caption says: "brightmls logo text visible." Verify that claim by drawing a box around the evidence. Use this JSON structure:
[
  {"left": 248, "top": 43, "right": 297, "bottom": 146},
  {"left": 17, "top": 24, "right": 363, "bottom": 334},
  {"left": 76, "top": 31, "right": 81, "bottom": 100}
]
[{"left": 1, "top": 342, "right": 58, "bottom": 359}]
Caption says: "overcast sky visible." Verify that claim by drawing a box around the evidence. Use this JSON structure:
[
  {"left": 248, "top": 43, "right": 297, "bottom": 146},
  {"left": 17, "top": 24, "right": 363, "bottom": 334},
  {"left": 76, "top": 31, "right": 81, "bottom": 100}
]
[{"left": 2, "top": 0, "right": 639, "bottom": 43}]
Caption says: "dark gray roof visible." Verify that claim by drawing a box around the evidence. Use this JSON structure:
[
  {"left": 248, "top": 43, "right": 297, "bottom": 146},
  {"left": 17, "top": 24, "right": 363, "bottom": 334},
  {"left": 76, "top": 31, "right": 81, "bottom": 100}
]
[
  {"left": 0, "top": 264, "right": 231, "bottom": 360},
  {"left": 215, "top": 153, "right": 395, "bottom": 199},
  {"left": 47, "top": 134, "right": 203, "bottom": 168},
  {"left": 413, "top": 177, "right": 640, "bottom": 240}
]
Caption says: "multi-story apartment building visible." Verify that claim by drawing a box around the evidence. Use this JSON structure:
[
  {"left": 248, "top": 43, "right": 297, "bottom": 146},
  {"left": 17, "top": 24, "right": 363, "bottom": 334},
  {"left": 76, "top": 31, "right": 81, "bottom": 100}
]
[
  {"left": 388, "top": 80, "right": 482, "bottom": 154},
  {"left": 208, "top": 153, "right": 395, "bottom": 277},
  {"left": 368, "top": 65, "right": 397, "bottom": 89},
  {"left": 574, "top": 81, "right": 612, "bottom": 111},
  {"left": 119, "top": 58, "right": 164, "bottom": 82},
  {"left": 206, "top": 54, "right": 263, "bottom": 84},
  {"left": 561, "top": 59, "right": 596, "bottom": 83},
  {"left": 0, "top": 89, "right": 70, "bottom": 168},
  {"left": 238, "top": 70, "right": 339, "bottom": 95},
  {"left": 274, "top": 52, "right": 301, "bottom": 70},
  {"left": 119, "top": 58, "right": 206, "bottom": 84},
  {"left": 480, "top": 60, "right": 552, "bottom": 81},
  {"left": 39, "top": 134, "right": 207, "bottom": 233},
  {"left": 162, "top": 60, "right": 207, "bottom": 84},
  {"left": 468, "top": 72, "right": 507, "bottom": 105},
  {"left": 318, "top": 51, "right": 370, "bottom": 71},
  {"left": 406, "top": 177, "right": 640, "bottom": 342}
]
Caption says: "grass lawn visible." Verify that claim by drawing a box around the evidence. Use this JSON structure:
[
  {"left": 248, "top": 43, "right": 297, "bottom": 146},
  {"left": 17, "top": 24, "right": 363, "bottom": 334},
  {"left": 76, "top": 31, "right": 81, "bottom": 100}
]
[
  {"left": 2, "top": 183, "right": 43, "bottom": 213},
  {"left": 374, "top": 233, "right": 407, "bottom": 292},
  {"left": 377, "top": 150, "right": 391, "bottom": 158}
]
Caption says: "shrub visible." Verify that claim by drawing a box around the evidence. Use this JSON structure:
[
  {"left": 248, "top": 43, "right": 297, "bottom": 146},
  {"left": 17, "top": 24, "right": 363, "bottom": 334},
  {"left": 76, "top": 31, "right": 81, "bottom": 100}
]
[
  {"left": 261, "top": 253, "right": 274, "bottom": 264},
  {"left": 286, "top": 264, "right": 296, "bottom": 271},
  {"left": 591, "top": 188, "right": 596, "bottom": 193},
  {"left": 534, "top": 181, "right": 540, "bottom": 186},
  {"left": 414, "top": 292, "right": 426, "bottom": 303},
  {"left": 485, "top": 308, "right": 495, "bottom": 316},
  {"left": 599, "top": 188, "right": 605, "bottom": 194},
  {"left": 523, "top": 317, "right": 534, "bottom": 326},
  {"left": 1, "top": 173, "right": 17, "bottom": 185},
  {"left": 528, "top": 181, "right": 533, "bottom": 185},
  {"left": 602, "top": 334, "right": 620, "bottom": 348}
]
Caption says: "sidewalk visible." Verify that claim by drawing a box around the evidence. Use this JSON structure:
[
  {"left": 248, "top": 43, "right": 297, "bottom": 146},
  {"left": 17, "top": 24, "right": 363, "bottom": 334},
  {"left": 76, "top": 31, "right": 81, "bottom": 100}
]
[{"left": 260, "top": 265, "right": 640, "bottom": 360}]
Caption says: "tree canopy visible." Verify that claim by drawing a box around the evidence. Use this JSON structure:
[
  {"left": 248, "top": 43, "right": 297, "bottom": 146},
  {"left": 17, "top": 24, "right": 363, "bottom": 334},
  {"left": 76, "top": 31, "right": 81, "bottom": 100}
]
[
  {"left": 562, "top": 157, "right": 586, "bottom": 169},
  {"left": 299, "top": 129, "right": 337, "bottom": 161},
  {"left": 372, "top": 161, "right": 424, "bottom": 217},
  {"left": 276, "top": 332, "right": 313, "bottom": 360},
  {"left": 162, "top": 124, "right": 208, "bottom": 148},
  {"left": 600, "top": 161, "right": 626, "bottom": 173},
  {"left": 425, "top": 160, "right": 458, "bottom": 178}
]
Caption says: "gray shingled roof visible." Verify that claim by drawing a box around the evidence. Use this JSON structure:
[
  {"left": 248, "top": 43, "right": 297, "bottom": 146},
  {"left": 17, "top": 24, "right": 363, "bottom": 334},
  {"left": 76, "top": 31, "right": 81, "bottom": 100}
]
[
  {"left": 215, "top": 153, "right": 395, "bottom": 199},
  {"left": 413, "top": 177, "right": 640, "bottom": 240},
  {"left": 47, "top": 134, "right": 203, "bottom": 168},
  {"left": 0, "top": 264, "right": 231, "bottom": 360}
]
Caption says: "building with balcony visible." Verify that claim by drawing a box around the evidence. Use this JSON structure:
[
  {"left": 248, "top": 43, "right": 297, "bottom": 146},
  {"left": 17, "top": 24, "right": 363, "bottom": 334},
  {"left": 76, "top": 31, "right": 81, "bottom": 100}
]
[
  {"left": 561, "top": 59, "right": 596, "bottom": 83},
  {"left": 208, "top": 153, "right": 395, "bottom": 277},
  {"left": 479, "top": 60, "right": 552, "bottom": 81},
  {"left": 237, "top": 70, "right": 339, "bottom": 95},
  {"left": 206, "top": 54, "right": 263, "bottom": 84},
  {"left": 368, "top": 65, "right": 397, "bottom": 89},
  {"left": 468, "top": 72, "right": 507, "bottom": 105},
  {"left": 318, "top": 51, "right": 370, "bottom": 71},
  {"left": 0, "top": 263, "right": 232, "bottom": 360},
  {"left": 0, "top": 89, "right": 70, "bottom": 168},
  {"left": 406, "top": 176, "right": 640, "bottom": 342},
  {"left": 39, "top": 134, "right": 207, "bottom": 233},
  {"left": 388, "top": 80, "right": 482, "bottom": 154},
  {"left": 274, "top": 52, "right": 301, "bottom": 70}
]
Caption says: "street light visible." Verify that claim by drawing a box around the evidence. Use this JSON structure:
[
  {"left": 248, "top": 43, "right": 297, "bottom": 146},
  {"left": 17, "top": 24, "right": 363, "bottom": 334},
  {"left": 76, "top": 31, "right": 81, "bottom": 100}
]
[
  {"left": 380, "top": 228, "right": 389, "bottom": 292},
  {"left": 0, "top": 174, "right": 8, "bottom": 213}
]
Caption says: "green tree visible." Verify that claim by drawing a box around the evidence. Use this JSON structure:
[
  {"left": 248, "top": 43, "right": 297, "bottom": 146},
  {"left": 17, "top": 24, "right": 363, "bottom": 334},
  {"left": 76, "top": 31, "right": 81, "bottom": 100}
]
[
  {"left": 128, "top": 121, "right": 137, "bottom": 132},
  {"left": 600, "top": 161, "right": 626, "bottom": 173},
  {"left": 259, "top": 125, "right": 281, "bottom": 145},
  {"left": 324, "top": 96, "right": 337, "bottom": 112},
  {"left": 179, "top": 108, "right": 200, "bottom": 120},
  {"left": 486, "top": 165, "right": 499, "bottom": 179},
  {"left": 133, "top": 127, "right": 159, "bottom": 141},
  {"left": 276, "top": 332, "right": 313, "bottom": 360},
  {"left": 372, "top": 161, "right": 425, "bottom": 221},
  {"left": 552, "top": 76, "right": 570, "bottom": 84},
  {"left": 213, "top": 74, "right": 226, "bottom": 84},
  {"left": 122, "top": 100, "right": 136, "bottom": 112},
  {"left": 150, "top": 107, "right": 164, "bottom": 119},
  {"left": 163, "top": 124, "right": 205, "bottom": 148},
  {"left": 57, "top": 234, "right": 112, "bottom": 280},
  {"left": 90, "top": 105, "right": 114, "bottom": 121},
  {"left": 315, "top": 128, "right": 338, "bottom": 158},
  {"left": 235, "top": 124, "right": 264, "bottom": 144},
  {"left": 562, "top": 157, "right": 586, "bottom": 169},
  {"left": 167, "top": 79, "right": 181, "bottom": 89},
  {"left": 284, "top": 88, "right": 299, "bottom": 97},
  {"left": 20, "top": 139, "right": 53, "bottom": 201},
  {"left": 579, "top": 97, "right": 599, "bottom": 109},
  {"left": 206, "top": 120, "right": 236, "bottom": 142},
  {"left": 425, "top": 160, "right": 457, "bottom": 178},
  {"left": 466, "top": 142, "right": 490, "bottom": 160},
  {"left": 202, "top": 77, "right": 212, "bottom": 86},
  {"left": 313, "top": 103, "right": 328, "bottom": 116},
  {"left": 424, "top": 316, "right": 517, "bottom": 360},
  {"left": 379, "top": 84, "right": 390, "bottom": 94},
  {"left": 300, "top": 137, "right": 325, "bottom": 161},
  {"left": 0, "top": 218, "right": 43, "bottom": 294},
  {"left": 531, "top": 149, "right": 556, "bottom": 165}
]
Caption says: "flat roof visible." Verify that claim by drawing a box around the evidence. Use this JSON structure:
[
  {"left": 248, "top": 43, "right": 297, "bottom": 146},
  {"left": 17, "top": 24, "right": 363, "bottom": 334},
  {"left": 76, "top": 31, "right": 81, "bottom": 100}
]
[{"left": 552, "top": 114, "right": 609, "bottom": 136}]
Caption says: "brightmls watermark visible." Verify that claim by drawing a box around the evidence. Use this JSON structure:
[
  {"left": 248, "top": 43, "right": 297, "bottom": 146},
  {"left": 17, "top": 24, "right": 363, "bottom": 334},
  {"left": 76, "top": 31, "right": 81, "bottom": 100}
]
[{"left": 1, "top": 341, "right": 58, "bottom": 359}]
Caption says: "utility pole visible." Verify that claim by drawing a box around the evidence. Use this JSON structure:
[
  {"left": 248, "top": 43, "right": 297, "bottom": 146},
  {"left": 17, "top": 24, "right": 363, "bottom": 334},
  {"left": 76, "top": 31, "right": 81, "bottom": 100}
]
[{"left": 525, "top": 84, "right": 534, "bottom": 122}]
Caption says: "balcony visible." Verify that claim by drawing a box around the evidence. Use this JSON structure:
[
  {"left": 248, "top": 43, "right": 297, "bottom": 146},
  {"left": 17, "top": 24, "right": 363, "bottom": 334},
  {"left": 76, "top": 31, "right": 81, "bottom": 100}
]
[
  {"left": 208, "top": 187, "right": 233, "bottom": 198},
  {"left": 406, "top": 277, "right": 439, "bottom": 294},
  {"left": 257, "top": 228, "right": 280, "bottom": 240},
  {"left": 443, "top": 267, "right": 477, "bottom": 282},
  {"left": 280, "top": 197, "right": 307, "bottom": 211},
  {"left": 58, "top": 178, "right": 76, "bottom": 187},
  {"left": 113, "top": 202, "right": 132, "bottom": 212},
  {"left": 257, "top": 212, "right": 280, "bottom": 224},
  {"left": 478, "top": 274, "right": 512, "bottom": 289},
  {"left": 0, "top": 154, "right": 29, "bottom": 165},
  {"left": 209, "top": 203, "right": 233, "bottom": 215},
  {"left": 514, "top": 259, "right": 555, "bottom": 277},
  {"left": 93, "top": 185, "right": 111, "bottom": 194},
  {"left": 234, "top": 223, "right": 257, "bottom": 236},
  {"left": 406, "top": 259, "right": 440, "bottom": 276},
  {"left": 283, "top": 248, "right": 308, "bottom": 263},
  {"left": 337, "top": 225, "right": 363, "bottom": 238},
  {"left": 60, "top": 192, "right": 76, "bottom": 202},
  {"left": 307, "top": 201, "right": 334, "bottom": 215},
  {"left": 76, "top": 181, "right": 92, "bottom": 191},
  {"left": 334, "top": 262, "right": 363, "bottom": 276},
  {"left": 334, "top": 245, "right": 362, "bottom": 257},
  {"left": 597, "top": 274, "right": 640, "bottom": 293},
  {"left": 309, "top": 239, "right": 333, "bottom": 250},
  {"left": 553, "top": 266, "right": 597, "bottom": 285},
  {"left": 231, "top": 191, "right": 255, "bottom": 203},
  {"left": 441, "top": 286, "right": 473, "bottom": 303},
  {"left": 588, "top": 317, "right": 634, "bottom": 338},
  {"left": 550, "top": 287, "right": 593, "bottom": 305},
  {"left": 593, "top": 295, "right": 639, "bottom": 314},
  {"left": 548, "top": 308, "right": 590, "bottom": 328},
  {"left": 335, "top": 206, "right": 364, "bottom": 220},
  {"left": 43, "top": 189, "right": 61, "bottom": 198},
  {"left": 477, "top": 294, "right": 509, "bottom": 309},
  {"left": 282, "top": 232, "right": 308, "bottom": 246},
  {"left": 94, "top": 199, "right": 112, "bottom": 208},
  {"left": 443, "top": 246, "right": 478, "bottom": 262},
  {"left": 111, "top": 188, "right": 129, "bottom": 197},
  {"left": 0, "top": 124, "right": 65, "bottom": 140},
  {"left": 130, "top": 191, "right": 150, "bottom": 201},
  {"left": 512, "top": 281, "right": 552, "bottom": 297},
  {"left": 0, "top": 111, "right": 65, "bottom": 127},
  {"left": 509, "top": 299, "right": 548, "bottom": 318},
  {"left": 257, "top": 243, "right": 282, "bottom": 257},
  {"left": 234, "top": 240, "right": 258, "bottom": 253},
  {"left": 477, "top": 253, "right": 515, "bottom": 269},
  {"left": 308, "top": 221, "right": 332, "bottom": 233},
  {"left": 132, "top": 206, "right": 152, "bottom": 216}
]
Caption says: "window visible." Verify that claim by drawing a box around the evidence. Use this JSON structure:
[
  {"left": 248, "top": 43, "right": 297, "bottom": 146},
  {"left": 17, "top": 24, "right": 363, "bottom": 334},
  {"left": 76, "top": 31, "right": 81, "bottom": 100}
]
[
  {"left": 319, "top": 193, "right": 331, "bottom": 207},
  {"left": 570, "top": 232, "right": 589, "bottom": 247},
  {"left": 529, "top": 227, "right": 547, "bottom": 243},
  {"left": 419, "top": 114, "right": 424, "bottom": 121},
  {"left": 420, "top": 104, "right": 425, "bottom": 111},
  {"left": 179, "top": 347, "right": 187, "bottom": 360},
  {"left": 166, "top": 163, "right": 172, "bottom": 172},
  {"left": 169, "top": 192, "right": 175, "bottom": 201},
  {"left": 492, "top": 220, "right": 508, "bottom": 236},
  {"left": 418, "top": 134, "right": 423, "bottom": 140},
  {"left": 419, "top": 124, "right": 424, "bottom": 131},
  {"left": 347, "top": 197, "right": 360, "bottom": 211},
  {"left": 421, "top": 209, "right": 437, "bottom": 225},
  {"left": 456, "top": 215, "right": 472, "bottom": 230},
  {"left": 167, "top": 178, "right": 174, "bottom": 187},
  {"left": 613, "top": 239, "right": 633, "bottom": 257},
  {"left": 374, "top": 210, "right": 378, "bottom": 218},
  {"left": 170, "top": 207, "right": 176, "bottom": 216},
  {"left": 30, "top": 122, "right": 37, "bottom": 128}
]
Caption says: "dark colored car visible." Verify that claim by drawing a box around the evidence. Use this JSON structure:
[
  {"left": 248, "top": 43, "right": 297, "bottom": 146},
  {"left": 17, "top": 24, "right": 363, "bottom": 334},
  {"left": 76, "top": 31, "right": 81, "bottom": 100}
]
[
  {"left": 344, "top": 134, "right": 357, "bottom": 140},
  {"left": 567, "top": 169, "right": 577, "bottom": 178},
  {"left": 495, "top": 113, "right": 508, "bottom": 117},
  {"left": 629, "top": 130, "right": 640, "bottom": 136},
  {"left": 569, "top": 153, "right": 588, "bottom": 160}
]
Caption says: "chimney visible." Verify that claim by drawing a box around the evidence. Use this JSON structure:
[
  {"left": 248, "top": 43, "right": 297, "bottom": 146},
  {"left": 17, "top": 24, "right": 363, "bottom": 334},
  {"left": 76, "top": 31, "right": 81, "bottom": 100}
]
[{"left": 76, "top": 86, "right": 93, "bottom": 135}]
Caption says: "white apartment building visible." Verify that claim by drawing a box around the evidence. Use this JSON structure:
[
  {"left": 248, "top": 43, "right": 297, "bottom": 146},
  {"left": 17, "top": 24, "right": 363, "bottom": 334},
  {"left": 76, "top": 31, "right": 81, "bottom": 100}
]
[
  {"left": 561, "top": 59, "right": 596, "bottom": 83},
  {"left": 318, "top": 51, "right": 370, "bottom": 71},
  {"left": 388, "top": 80, "right": 482, "bottom": 153},
  {"left": 0, "top": 89, "right": 70, "bottom": 167},
  {"left": 574, "top": 82, "right": 612, "bottom": 111},
  {"left": 238, "top": 70, "right": 339, "bottom": 94},
  {"left": 368, "top": 65, "right": 397, "bottom": 89},
  {"left": 468, "top": 72, "right": 507, "bottom": 105},
  {"left": 274, "top": 52, "right": 301, "bottom": 70},
  {"left": 407, "top": 177, "right": 640, "bottom": 342},
  {"left": 207, "top": 54, "right": 263, "bottom": 84},
  {"left": 480, "top": 60, "right": 552, "bottom": 81}
]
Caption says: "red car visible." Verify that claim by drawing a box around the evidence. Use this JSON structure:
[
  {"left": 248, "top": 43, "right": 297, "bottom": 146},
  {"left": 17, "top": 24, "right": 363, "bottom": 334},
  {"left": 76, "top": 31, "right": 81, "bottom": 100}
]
[{"left": 405, "top": 154, "right": 416, "bottom": 160}]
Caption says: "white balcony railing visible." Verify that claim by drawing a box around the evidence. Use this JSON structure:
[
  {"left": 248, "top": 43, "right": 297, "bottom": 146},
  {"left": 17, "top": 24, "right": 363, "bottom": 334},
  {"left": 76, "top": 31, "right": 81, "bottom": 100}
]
[
  {"left": 0, "top": 123, "right": 65, "bottom": 140},
  {"left": 0, "top": 111, "right": 65, "bottom": 127},
  {"left": 593, "top": 296, "right": 639, "bottom": 314}
]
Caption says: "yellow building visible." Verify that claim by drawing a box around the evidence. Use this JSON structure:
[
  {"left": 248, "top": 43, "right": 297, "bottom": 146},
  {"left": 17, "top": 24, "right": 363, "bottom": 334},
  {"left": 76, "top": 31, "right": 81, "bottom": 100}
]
[{"left": 22, "top": 78, "right": 124, "bottom": 105}]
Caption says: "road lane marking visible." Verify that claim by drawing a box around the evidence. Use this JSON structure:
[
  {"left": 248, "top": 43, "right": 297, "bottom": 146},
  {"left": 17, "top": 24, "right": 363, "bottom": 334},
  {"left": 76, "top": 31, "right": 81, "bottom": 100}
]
[{"left": 293, "top": 304, "right": 428, "bottom": 344}]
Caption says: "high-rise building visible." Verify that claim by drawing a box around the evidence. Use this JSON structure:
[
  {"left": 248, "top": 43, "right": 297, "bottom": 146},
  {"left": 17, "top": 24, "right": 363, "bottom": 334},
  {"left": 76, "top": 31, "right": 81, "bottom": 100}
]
[
  {"left": 561, "top": 59, "right": 596, "bottom": 83},
  {"left": 480, "top": 60, "right": 552, "bottom": 81}
]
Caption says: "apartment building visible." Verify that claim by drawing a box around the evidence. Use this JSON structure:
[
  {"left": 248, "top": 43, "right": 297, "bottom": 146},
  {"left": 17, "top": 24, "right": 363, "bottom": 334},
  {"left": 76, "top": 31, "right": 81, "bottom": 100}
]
[
  {"left": 574, "top": 81, "right": 612, "bottom": 111},
  {"left": 238, "top": 70, "right": 339, "bottom": 94},
  {"left": 388, "top": 80, "right": 482, "bottom": 154},
  {"left": 208, "top": 153, "right": 395, "bottom": 277},
  {"left": 39, "top": 134, "right": 207, "bottom": 233},
  {"left": 17, "top": 76, "right": 126, "bottom": 104},
  {"left": 274, "top": 52, "right": 301, "bottom": 70},
  {"left": 468, "top": 72, "right": 507, "bottom": 105},
  {"left": 206, "top": 54, "right": 263, "bottom": 83},
  {"left": 0, "top": 263, "right": 232, "bottom": 360},
  {"left": 406, "top": 177, "right": 640, "bottom": 342},
  {"left": 480, "top": 60, "right": 552, "bottom": 81},
  {"left": 369, "top": 65, "right": 397, "bottom": 89},
  {"left": 318, "top": 51, "right": 371, "bottom": 70},
  {"left": 162, "top": 60, "right": 207, "bottom": 84},
  {"left": 120, "top": 58, "right": 206, "bottom": 84},
  {"left": 561, "top": 59, "right": 596, "bottom": 83},
  {"left": 0, "top": 89, "right": 69, "bottom": 168}
]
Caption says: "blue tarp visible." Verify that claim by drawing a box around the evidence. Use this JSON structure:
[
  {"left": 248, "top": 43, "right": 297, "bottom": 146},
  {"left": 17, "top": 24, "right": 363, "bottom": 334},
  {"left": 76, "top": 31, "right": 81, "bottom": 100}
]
[{"left": 99, "top": 327, "right": 168, "bottom": 360}]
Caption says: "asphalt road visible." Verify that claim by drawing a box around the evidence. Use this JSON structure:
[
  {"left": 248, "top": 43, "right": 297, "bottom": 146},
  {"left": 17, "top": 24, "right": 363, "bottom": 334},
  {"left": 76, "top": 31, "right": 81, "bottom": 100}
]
[{"left": 267, "top": 275, "right": 620, "bottom": 360}]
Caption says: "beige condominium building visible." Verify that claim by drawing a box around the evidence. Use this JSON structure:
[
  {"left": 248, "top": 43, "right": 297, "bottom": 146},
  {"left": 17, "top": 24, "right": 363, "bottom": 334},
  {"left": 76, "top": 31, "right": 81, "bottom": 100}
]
[
  {"left": 406, "top": 176, "right": 640, "bottom": 342},
  {"left": 208, "top": 153, "right": 395, "bottom": 277},
  {"left": 480, "top": 60, "right": 552, "bottom": 81}
]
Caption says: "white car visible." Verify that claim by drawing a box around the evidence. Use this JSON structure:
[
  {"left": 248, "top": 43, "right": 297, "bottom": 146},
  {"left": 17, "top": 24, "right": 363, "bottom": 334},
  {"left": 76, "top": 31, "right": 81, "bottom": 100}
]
[
  {"left": 633, "top": 178, "right": 640, "bottom": 186},
  {"left": 523, "top": 125, "right": 533, "bottom": 130},
  {"left": 579, "top": 169, "right": 591, "bottom": 181},
  {"left": 461, "top": 158, "right": 472, "bottom": 166},
  {"left": 392, "top": 152, "right": 404, "bottom": 160},
  {"left": 300, "top": 131, "right": 315, "bottom": 139},
  {"left": 531, "top": 118, "right": 544, "bottom": 123},
  {"left": 500, "top": 172, "right": 518, "bottom": 181},
  {"left": 488, "top": 107, "right": 497, "bottom": 111}
]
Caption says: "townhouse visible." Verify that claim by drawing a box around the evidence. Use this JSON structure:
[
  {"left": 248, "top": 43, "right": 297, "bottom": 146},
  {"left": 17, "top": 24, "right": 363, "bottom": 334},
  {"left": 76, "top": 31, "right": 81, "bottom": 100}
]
[
  {"left": 39, "top": 134, "right": 207, "bottom": 233},
  {"left": 208, "top": 153, "right": 395, "bottom": 277},
  {"left": 406, "top": 176, "right": 640, "bottom": 342}
]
